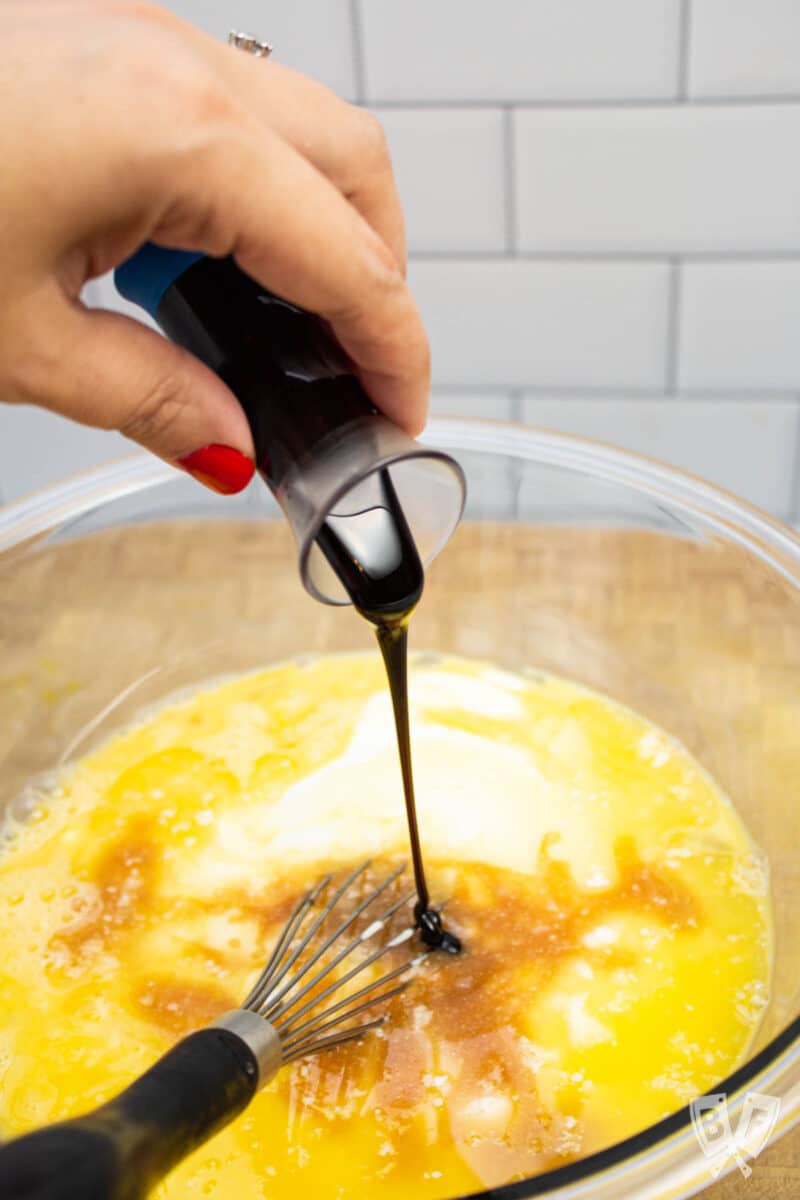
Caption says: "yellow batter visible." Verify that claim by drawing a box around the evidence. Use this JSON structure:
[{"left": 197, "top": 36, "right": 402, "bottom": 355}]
[{"left": 0, "top": 654, "right": 771, "bottom": 1198}]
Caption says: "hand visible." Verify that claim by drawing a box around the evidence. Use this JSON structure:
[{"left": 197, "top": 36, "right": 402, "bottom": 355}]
[{"left": 0, "top": 1, "right": 429, "bottom": 492}]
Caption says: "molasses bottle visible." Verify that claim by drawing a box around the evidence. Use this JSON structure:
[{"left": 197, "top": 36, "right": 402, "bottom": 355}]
[{"left": 114, "top": 247, "right": 465, "bottom": 609}]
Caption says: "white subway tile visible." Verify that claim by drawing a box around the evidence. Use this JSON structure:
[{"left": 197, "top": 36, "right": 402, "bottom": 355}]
[
  {"left": 515, "top": 105, "right": 800, "bottom": 253},
  {"left": 360, "top": 0, "right": 679, "bottom": 102},
  {"left": 409, "top": 260, "right": 670, "bottom": 389},
  {"left": 163, "top": 0, "right": 357, "bottom": 99},
  {"left": 689, "top": 0, "right": 800, "bottom": 98},
  {"left": 377, "top": 109, "right": 506, "bottom": 253},
  {"left": 680, "top": 262, "right": 800, "bottom": 389},
  {"left": 0, "top": 406, "right": 130, "bottom": 503},
  {"left": 521, "top": 395, "right": 798, "bottom": 515},
  {"left": 86, "top": 275, "right": 160, "bottom": 330},
  {"left": 430, "top": 392, "right": 514, "bottom": 419}
]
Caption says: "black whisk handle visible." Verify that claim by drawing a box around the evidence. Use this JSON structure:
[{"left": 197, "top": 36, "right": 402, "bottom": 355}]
[{"left": 0, "top": 1027, "right": 259, "bottom": 1200}]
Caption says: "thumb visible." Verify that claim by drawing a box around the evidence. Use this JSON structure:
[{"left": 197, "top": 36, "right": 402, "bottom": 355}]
[{"left": 30, "top": 301, "right": 255, "bottom": 494}]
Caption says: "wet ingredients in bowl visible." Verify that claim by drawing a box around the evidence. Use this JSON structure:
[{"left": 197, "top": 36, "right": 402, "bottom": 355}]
[{"left": 0, "top": 654, "right": 771, "bottom": 1198}]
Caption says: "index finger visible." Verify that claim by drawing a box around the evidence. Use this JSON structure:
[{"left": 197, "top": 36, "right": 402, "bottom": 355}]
[
  {"left": 162, "top": 12, "right": 408, "bottom": 271},
  {"left": 151, "top": 115, "right": 429, "bottom": 435}
]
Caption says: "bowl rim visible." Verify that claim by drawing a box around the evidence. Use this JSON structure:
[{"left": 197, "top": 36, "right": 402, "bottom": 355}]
[
  {"left": 2, "top": 417, "right": 800, "bottom": 579},
  {"left": 1, "top": 416, "right": 798, "bottom": 1197}
]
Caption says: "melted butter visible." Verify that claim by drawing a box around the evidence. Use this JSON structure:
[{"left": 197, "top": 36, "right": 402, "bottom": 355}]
[{"left": 0, "top": 655, "right": 771, "bottom": 1197}]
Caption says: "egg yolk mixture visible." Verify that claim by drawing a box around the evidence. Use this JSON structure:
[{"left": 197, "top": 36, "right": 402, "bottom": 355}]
[{"left": 0, "top": 654, "right": 771, "bottom": 1198}]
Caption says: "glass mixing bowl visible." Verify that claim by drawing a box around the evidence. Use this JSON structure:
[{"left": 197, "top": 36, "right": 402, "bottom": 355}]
[{"left": 0, "top": 418, "right": 798, "bottom": 1199}]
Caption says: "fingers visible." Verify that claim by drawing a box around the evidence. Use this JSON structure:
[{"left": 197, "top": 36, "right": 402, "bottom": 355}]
[
  {"left": 152, "top": 120, "right": 430, "bottom": 435},
  {"left": 220, "top": 59, "right": 407, "bottom": 272},
  {"left": 0, "top": 2, "right": 428, "bottom": 440},
  {"left": 174, "top": 23, "right": 407, "bottom": 269},
  {"left": 16, "top": 289, "right": 256, "bottom": 491}
]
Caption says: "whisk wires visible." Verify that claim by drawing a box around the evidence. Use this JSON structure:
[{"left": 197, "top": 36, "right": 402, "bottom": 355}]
[{"left": 243, "top": 862, "right": 428, "bottom": 1062}]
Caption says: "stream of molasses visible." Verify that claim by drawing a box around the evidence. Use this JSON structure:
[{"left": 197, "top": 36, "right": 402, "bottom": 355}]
[{"left": 315, "top": 469, "right": 462, "bottom": 953}]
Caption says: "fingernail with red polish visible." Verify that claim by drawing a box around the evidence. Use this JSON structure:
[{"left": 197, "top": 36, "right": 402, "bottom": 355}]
[{"left": 177, "top": 445, "right": 255, "bottom": 495}]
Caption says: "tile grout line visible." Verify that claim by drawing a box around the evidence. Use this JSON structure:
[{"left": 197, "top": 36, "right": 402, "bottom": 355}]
[
  {"left": 429, "top": 384, "right": 800, "bottom": 402},
  {"left": 369, "top": 94, "right": 800, "bottom": 111},
  {"left": 677, "top": 0, "right": 692, "bottom": 100},
  {"left": 409, "top": 250, "right": 800, "bottom": 263},
  {"left": 502, "top": 109, "right": 518, "bottom": 256},
  {"left": 665, "top": 259, "right": 682, "bottom": 392},
  {"left": 349, "top": 0, "right": 367, "bottom": 105}
]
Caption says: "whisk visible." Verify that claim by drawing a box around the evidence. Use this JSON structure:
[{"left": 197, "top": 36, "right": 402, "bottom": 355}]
[{"left": 0, "top": 861, "right": 424, "bottom": 1200}]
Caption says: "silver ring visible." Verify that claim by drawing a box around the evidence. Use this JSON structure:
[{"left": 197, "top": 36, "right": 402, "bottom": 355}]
[{"left": 228, "top": 30, "right": 273, "bottom": 58}]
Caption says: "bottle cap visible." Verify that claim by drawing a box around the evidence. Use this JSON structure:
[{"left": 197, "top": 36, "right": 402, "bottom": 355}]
[{"left": 115, "top": 246, "right": 203, "bottom": 319}]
